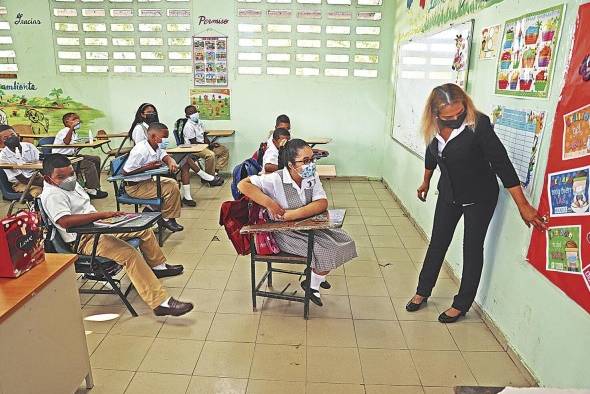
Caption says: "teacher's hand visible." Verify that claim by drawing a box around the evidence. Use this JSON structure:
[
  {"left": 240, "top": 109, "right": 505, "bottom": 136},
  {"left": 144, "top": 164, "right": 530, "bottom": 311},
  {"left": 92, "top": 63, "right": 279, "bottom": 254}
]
[
  {"left": 417, "top": 182, "right": 429, "bottom": 202},
  {"left": 519, "top": 203, "right": 546, "bottom": 231}
]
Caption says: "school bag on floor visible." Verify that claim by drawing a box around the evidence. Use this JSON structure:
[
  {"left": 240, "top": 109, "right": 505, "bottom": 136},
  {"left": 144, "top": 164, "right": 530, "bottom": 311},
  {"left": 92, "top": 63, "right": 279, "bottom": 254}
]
[{"left": 230, "top": 158, "right": 262, "bottom": 200}]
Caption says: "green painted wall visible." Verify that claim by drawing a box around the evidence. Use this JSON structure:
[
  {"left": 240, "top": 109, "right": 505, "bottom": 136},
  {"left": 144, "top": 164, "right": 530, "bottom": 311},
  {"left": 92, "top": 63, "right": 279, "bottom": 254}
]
[
  {"left": 3, "top": 0, "right": 394, "bottom": 177},
  {"left": 382, "top": 0, "right": 590, "bottom": 389}
]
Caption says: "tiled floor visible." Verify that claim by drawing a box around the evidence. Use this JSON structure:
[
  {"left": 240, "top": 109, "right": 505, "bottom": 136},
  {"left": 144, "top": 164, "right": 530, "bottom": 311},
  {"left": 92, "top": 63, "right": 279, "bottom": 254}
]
[{"left": 3, "top": 177, "right": 533, "bottom": 393}]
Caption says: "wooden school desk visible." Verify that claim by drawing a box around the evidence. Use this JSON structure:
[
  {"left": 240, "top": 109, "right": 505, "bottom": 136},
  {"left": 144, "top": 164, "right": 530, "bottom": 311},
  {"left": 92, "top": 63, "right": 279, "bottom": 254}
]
[
  {"left": 39, "top": 140, "right": 110, "bottom": 157},
  {"left": 305, "top": 137, "right": 332, "bottom": 148},
  {"left": 240, "top": 209, "right": 346, "bottom": 319},
  {"left": 18, "top": 133, "right": 56, "bottom": 140},
  {"left": 0, "top": 156, "right": 83, "bottom": 171},
  {"left": 0, "top": 253, "right": 94, "bottom": 394},
  {"left": 317, "top": 164, "right": 337, "bottom": 178},
  {"left": 205, "top": 129, "right": 235, "bottom": 143}
]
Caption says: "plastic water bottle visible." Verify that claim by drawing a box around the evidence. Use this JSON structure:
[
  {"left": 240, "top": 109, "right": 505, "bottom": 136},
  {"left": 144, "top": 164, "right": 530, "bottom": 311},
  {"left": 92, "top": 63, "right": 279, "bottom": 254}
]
[{"left": 88, "top": 129, "right": 94, "bottom": 143}]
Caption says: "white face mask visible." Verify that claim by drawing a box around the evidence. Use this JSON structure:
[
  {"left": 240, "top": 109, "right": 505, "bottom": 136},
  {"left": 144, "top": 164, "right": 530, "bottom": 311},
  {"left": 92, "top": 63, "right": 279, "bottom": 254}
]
[
  {"left": 158, "top": 137, "right": 169, "bottom": 150},
  {"left": 189, "top": 113, "right": 200, "bottom": 123}
]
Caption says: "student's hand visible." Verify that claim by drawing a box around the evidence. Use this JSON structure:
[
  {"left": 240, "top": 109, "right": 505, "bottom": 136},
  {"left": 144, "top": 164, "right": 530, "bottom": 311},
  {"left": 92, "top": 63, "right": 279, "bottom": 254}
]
[
  {"left": 145, "top": 161, "right": 163, "bottom": 170},
  {"left": 101, "top": 211, "right": 126, "bottom": 219},
  {"left": 167, "top": 160, "right": 179, "bottom": 173},
  {"left": 518, "top": 203, "right": 546, "bottom": 231},
  {"left": 282, "top": 210, "right": 298, "bottom": 221},
  {"left": 417, "top": 181, "right": 429, "bottom": 202},
  {"left": 266, "top": 201, "right": 285, "bottom": 221}
]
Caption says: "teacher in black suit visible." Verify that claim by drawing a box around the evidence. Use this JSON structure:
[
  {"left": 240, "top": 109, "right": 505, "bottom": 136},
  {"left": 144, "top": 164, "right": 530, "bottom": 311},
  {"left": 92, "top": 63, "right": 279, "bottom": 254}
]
[{"left": 406, "top": 83, "right": 546, "bottom": 323}]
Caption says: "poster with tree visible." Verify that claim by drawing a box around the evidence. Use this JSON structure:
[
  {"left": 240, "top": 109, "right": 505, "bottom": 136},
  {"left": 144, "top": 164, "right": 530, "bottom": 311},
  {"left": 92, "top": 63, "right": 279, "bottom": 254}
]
[{"left": 188, "top": 88, "right": 230, "bottom": 120}]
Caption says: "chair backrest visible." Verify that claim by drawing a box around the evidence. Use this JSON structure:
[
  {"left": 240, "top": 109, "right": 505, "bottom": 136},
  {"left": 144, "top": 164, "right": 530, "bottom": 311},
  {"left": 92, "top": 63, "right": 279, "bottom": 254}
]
[
  {"left": 110, "top": 153, "right": 129, "bottom": 177},
  {"left": 36, "top": 198, "right": 73, "bottom": 254},
  {"left": 37, "top": 136, "right": 55, "bottom": 157},
  {"left": 173, "top": 118, "right": 187, "bottom": 146},
  {"left": 0, "top": 169, "right": 21, "bottom": 201}
]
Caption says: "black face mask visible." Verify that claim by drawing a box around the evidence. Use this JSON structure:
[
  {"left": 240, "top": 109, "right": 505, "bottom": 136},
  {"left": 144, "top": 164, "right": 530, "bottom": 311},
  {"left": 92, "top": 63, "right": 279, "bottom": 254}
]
[
  {"left": 144, "top": 113, "right": 159, "bottom": 124},
  {"left": 437, "top": 110, "right": 467, "bottom": 130},
  {"left": 5, "top": 135, "right": 20, "bottom": 149}
]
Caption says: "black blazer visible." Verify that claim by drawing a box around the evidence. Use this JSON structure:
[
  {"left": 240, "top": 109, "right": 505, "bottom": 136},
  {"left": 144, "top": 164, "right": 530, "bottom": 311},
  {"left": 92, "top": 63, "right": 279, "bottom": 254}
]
[{"left": 425, "top": 113, "right": 520, "bottom": 204}]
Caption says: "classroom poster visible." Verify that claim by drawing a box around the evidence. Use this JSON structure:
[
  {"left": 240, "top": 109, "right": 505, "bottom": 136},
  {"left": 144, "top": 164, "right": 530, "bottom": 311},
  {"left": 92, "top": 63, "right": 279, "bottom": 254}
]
[
  {"left": 546, "top": 226, "right": 582, "bottom": 273},
  {"left": 192, "top": 36, "right": 228, "bottom": 87},
  {"left": 495, "top": 4, "right": 565, "bottom": 98},
  {"left": 479, "top": 24, "right": 501, "bottom": 60},
  {"left": 562, "top": 104, "right": 590, "bottom": 160},
  {"left": 527, "top": 3, "right": 590, "bottom": 314},
  {"left": 490, "top": 106, "right": 546, "bottom": 196},
  {"left": 189, "top": 88, "right": 231, "bottom": 120},
  {"left": 548, "top": 166, "right": 590, "bottom": 217}
]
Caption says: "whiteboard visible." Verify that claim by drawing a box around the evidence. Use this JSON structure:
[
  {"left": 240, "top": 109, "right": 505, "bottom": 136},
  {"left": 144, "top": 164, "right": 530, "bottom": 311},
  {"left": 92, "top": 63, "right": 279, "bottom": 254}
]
[{"left": 391, "top": 20, "right": 474, "bottom": 158}]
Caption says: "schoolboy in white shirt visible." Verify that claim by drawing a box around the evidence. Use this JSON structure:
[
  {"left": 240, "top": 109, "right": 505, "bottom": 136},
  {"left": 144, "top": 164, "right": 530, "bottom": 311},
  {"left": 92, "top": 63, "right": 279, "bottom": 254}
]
[
  {"left": 262, "top": 127, "right": 290, "bottom": 174},
  {"left": 0, "top": 125, "right": 43, "bottom": 197},
  {"left": 54, "top": 112, "right": 107, "bottom": 199}
]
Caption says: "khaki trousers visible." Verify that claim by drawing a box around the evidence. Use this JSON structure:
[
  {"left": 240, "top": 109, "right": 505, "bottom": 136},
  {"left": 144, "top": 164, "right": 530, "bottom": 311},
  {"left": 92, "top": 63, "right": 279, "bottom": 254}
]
[
  {"left": 195, "top": 145, "right": 229, "bottom": 174},
  {"left": 78, "top": 155, "right": 101, "bottom": 190},
  {"left": 12, "top": 181, "right": 42, "bottom": 198},
  {"left": 125, "top": 177, "right": 181, "bottom": 219},
  {"left": 79, "top": 229, "right": 168, "bottom": 309}
]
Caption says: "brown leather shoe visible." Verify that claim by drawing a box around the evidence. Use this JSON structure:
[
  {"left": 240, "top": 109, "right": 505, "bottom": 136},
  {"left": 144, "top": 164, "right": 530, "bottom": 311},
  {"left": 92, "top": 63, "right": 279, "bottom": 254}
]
[
  {"left": 153, "top": 298, "right": 194, "bottom": 317},
  {"left": 152, "top": 264, "right": 184, "bottom": 278}
]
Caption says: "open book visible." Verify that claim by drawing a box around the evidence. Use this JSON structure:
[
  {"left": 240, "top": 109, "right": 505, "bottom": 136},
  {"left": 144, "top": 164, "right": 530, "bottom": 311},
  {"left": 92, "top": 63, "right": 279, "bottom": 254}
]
[{"left": 94, "top": 213, "right": 141, "bottom": 227}]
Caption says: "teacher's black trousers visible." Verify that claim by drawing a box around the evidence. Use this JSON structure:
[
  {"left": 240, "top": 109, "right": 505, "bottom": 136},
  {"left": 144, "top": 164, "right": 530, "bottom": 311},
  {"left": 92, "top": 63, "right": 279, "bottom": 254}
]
[{"left": 416, "top": 193, "right": 498, "bottom": 312}]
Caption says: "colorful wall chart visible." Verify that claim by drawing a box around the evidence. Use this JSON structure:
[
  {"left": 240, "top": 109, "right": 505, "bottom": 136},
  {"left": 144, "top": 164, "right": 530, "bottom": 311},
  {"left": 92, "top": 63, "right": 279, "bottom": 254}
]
[
  {"left": 193, "top": 36, "right": 228, "bottom": 87},
  {"left": 189, "top": 88, "right": 231, "bottom": 120},
  {"left": 562, "top": 104, "right": 590, "bottom": 160},
  {"left": 527, "top": 3, "right": 590, "bottom": 314},
  {"left": 490, "top": 106, "right": 546, "bottom": 196},
  {"left": 495, "top": 5, "right": 565, "bottom": 98},
  {"left": 479, "top": 24, "right": 501, "bottom": 60}
]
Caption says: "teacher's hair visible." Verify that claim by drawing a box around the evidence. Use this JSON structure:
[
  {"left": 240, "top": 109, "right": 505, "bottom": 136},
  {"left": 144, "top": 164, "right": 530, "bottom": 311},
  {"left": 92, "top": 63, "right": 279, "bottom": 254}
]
[{"left": 420, "top": 83, "right": 478, "bottom": 144}]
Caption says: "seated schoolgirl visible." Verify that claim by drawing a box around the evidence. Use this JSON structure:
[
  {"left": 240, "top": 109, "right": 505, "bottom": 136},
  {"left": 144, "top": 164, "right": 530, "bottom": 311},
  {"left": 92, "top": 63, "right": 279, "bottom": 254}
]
[
  {"left": 262, "top": 127, "right": 290, "bottom": 174},
  {"left": 238, "top": 139, "right": 357, "bottom": 306}
]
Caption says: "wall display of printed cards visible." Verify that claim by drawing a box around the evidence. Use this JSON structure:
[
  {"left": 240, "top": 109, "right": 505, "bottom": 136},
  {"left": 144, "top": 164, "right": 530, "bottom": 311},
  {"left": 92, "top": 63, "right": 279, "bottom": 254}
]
[
  {"left": 495, "top": 4, "right": 565, "bottom": 98},
  {"left": 193, "top": 36, "right": 228, "bottom": 87}
]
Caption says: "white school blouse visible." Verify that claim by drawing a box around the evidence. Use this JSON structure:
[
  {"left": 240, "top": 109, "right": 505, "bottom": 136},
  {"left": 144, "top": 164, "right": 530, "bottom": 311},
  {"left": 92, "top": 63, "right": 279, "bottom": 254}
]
[
  {"left": 122, "top": 140, "right": 168, "bottom": 182},
  {"left": 249, "top": 168, "right": 327, "bottom": 209},
  {"left": 53, "top": 127, "right": 79, "bottom": 155},
  {"left": 132, "top": 122, "right": 149, "bottom": 144},
  {"left": 0, "top": 143, "right": 40, "bottom": 183}
]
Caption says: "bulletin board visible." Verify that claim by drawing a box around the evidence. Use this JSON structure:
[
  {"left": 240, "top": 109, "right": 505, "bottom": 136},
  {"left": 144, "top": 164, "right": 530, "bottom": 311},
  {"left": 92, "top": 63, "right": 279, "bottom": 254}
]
[{"left": 391, "top": 20, "right": 474, "bottom": 158}]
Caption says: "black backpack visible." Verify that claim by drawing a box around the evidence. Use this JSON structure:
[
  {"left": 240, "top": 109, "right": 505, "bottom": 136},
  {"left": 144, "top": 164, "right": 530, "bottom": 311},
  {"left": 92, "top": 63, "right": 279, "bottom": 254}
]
[{"left": 173, "top": 118, "right": 188, "bottom": 145}]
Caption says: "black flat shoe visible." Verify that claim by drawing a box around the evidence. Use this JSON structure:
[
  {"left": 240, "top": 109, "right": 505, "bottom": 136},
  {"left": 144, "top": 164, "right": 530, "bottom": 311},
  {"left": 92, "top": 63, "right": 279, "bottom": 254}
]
[
  {"left": 405, "top": 297, "right": 428, "bottom": 312},
  {"left": 201, "top": 175, "right": 224, "bottom": 187},
  {"left": 320, "top": 280, "right": 331, "bottom": 289},
  {"left": 300, "top": 281, "right": 323, "bottom": 307},
  {"left": 438, "top": 310, "right": 466, "bottom": 323},
  {"left": 153, "top": 264, "right": 184, "bottom": 278},
  {"left": 182, "top": 198, "right": 197, "bottom": 207},
  {"left": 89, "top": 190, "right": 108, "bottom": 200},
  {"left": 159, "top": 219, "right": 184, "bottom": 232}
]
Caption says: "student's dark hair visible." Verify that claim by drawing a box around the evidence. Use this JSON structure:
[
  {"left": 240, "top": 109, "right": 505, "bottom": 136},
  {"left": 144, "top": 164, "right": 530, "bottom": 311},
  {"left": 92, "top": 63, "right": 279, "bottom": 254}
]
[
  {"left": 147, "top": 122, "right": 168, "bottom": 134},
  {"left": 272, "top": 127, "right": 290, "bottom": 141},
  {"left": 42, "top": 153, "right": 71, "bottom": 176},
  {"left": 0, "top": 124, "right": 14, "bottom": 133},
  {"left": 184, "top": 105, "right": 197, "bottom": 116},
  {"left": 62, "top": 112, "right": 78, "bottom": 126},
  {"left": 128, "top": 103, "right": 157, "bottom": 138},
  {"left": 278, "top": 138, "right": 308, "bottom": 170},
  {"left": 275, "top": 114, "right": 290, "bottom": 127}
]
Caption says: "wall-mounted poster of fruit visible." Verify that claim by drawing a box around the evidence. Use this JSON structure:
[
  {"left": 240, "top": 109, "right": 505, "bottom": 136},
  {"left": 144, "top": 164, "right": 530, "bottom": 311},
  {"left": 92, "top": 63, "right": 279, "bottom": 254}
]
[{"left": 495, "top": 4, "right": 565, "bottom": 98}]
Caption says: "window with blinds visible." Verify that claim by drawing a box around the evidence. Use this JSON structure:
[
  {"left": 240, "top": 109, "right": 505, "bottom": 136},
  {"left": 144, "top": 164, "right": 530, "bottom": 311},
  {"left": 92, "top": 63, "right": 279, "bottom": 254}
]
[{"left": 0, "top": 4, "right": 18, "bottom": 77}]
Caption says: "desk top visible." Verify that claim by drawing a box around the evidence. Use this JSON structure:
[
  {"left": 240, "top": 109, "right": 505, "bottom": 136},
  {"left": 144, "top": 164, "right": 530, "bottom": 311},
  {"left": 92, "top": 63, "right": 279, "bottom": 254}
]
[
  {"left": 68, "top": 212, "right": 161, "bottom": 235},
  {"left": 241, "top": 209, "right": 346, "bottom": 234},
  {"left": 317, "top": 165, "right": 336, "bottom": 177},
  {"left": 0, "top": 157, "right": 83, "bottom": 170},
  {"left": 18, "top": 133, "right": 56, "bottom": 139},
  {"left": 206, "top": 130, "right": 235, "bottom": 137},
  {"left": 107, "top": 165, "right": 170, "bottom": 181},
  {"left": 167, "top": 144, "right": 208, "bottom": 154},
  {"left": 97, "top": 132, "right": 127, "bottom": 139},
  {"left": 306, "top": 137, "right": 332, "bottom": 145},
  {"left": 0, "top": 253, "right": 77, "bottom": 323},
  {"left": 40, "top": 140, "right": 109, "bottom": 149}
]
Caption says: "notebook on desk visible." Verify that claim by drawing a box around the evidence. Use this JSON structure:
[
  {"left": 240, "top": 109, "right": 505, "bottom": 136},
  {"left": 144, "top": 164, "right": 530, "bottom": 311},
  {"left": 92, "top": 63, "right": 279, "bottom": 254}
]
[
  {"left": 309, "top": 209, "right": 346, "bottom": 225},
  {"left": 94, "top": 213, "right": 140, "bottom": 227}
]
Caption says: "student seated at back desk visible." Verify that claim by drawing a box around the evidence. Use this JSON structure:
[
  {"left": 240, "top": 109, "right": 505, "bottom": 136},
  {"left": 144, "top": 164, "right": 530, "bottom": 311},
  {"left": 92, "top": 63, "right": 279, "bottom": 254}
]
[
  {"left": 262, "top": 127, "right": 290, "bottom": 174},
  {"left": 183, "top": 105, "right": 230, "bottom": 181},
  {"left": 54, "top": 112, "right": 108, "bottom": 199},
  {"left": 0, "top": 124, "right": 43, "bottom": 197},
  {"left": 40, "top": 154, "right": 193, "bottom": 316},
  {"left": 123, "top": 122, "right": 184, "bottom": 233}
]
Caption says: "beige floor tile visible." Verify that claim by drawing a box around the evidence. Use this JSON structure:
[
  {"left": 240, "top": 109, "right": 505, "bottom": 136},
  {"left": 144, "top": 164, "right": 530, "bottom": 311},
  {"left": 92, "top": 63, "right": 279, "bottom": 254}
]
[
  {"left": 385, "top": 208, "right": 406, "bottom": 217},
  {"left": 307, "top": 382, "right": 365, "bottom": 394},
  {"left": 186, "top": 269, "right": 230, "bottom": 290},
  {"left": 391, "top": 297, "right": 440, "bottom": 322},
  {"left": 364, "top": 216, "right": 393, "bottom": 226},
  {"left": 158, "top": 311, "right": 214, "bottom": 340},
  {"left": 356, "top": 200, "right": 383, "bottom": 208},
  {"left": 366, "top": 226, "right": 398, "bottom": 236},
  {"left": 344, "top": 260, "right": 383, "bottom": 277},
  {"left": 400, "top": 236, "right": 428, "bottom": 249},
  {"left": 218, "top": 290, "right": 260, "bottom": 314},
  {"left": 374, "top": 247, "right": 413, "bottom": 262},
  {"left": 411, "top": 350, "right": 477, "bottom": 387},
  {"left": 125, "top": 372, "right": 191, "bottom": 394},
  {"left": 381, "top": 261, "right": 419, "bottom": 277},
  {"left": 349, "top": 296, "right": 396, "bottom": 320},
  {"left": 260, "top": 297, "right": 306, "bottom": 317},
  {"left": 91, "top": 334, "right": 154, "bottom": 371},
  {"left": 250, "top": 344, "right": 306, "bottom": 381},
  {"left": 321, "top": 275, "right": 349, "bottom": 296},
  {"left": 384, "top": 274, "right": 420, "bottom": 298},
  {"left": 180, "top": 288, "right": 223, "bottom": 313},
  {"left": 431, "top": 279, "right": 459, "bottom": 298},
  {"left": 354, "top": 320, "right": 407, "bottom": 349},
  {"left": 109, "top": 312, "right": 165, "bottom": 337},
  {"left": 310, "top": 294, "right": 352, "bottom": 319},
  {"left": 360, "top": 207, "right": 387, "bottom": 216},
  {"left": 167, "top": 251, "right": 204, "bottom": 269},
  {"left": 345, "top": 215, "right": 365, "bottom": 225},
  {"left": 160, "top": 270, "right": 192, "bottom": 288},
  {"left": 400, "top": 321, "right": 457, "bottom": 351},
  {"left": 307, "top": 347, "right": 363, "bottom": 384},
  {"left": 355, "top": 193, "right": 379, "bottom": 201},
  {"left": 187, "top": 376, "right": 247, "bottom": 394},
  {"left": 406, "top": 248, "right": 427, "bottom": 263},
  {"left": 197, "top": 254, "right": 236, "bottom": 271},
  {"left": 194, "top": 341, "right": 255, "bottom": 378},
  {"left": 139, "top": 337, "right": 203, "bottom": 374},
  {"left": 352, "top": 235, "right": 373, "bottom": 247},
  {"left": 307, "top": 318, "right": 357, "bottom": 347},
  {"left": 346, "top": 276, "right": 389, "bottom": 296},
  {"left": 257, "top": 315, "right": 306, "bottom": 345},
  {"left": 447, "top": 323, "right": 503, "bottom": 351},
  {"left": 359, "top": 348, "right": 421, "bottom": 385},
  {"left": 75, "top": 368, "right": 134, "bottom": 394},
  {"left": 82, "top": 305, "right": 124, "bottom": 333},
  {"left": 246, "top": 380, "right": 305, "bottom": 394},
  {"left": 463, "top": 351, "right": 530, "bottom": 387},
  {"left": 422, "top": 388, "right": 454, "bottom": 394},
  {"left": 85, "top": 332, "right": 106, "bottom": 355},
  {"left": 369, "top": 235, "right": 404, "bottom": 248},
  {"left": 365, "top": 385, "right": 424, "bottom": 394},
  {"left": 207, "top": 313, "right": 260, "bottom": 342}
]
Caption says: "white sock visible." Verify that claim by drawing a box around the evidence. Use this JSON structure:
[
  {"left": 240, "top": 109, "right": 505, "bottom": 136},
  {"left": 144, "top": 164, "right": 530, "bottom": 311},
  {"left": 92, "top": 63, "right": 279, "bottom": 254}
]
[
  {"left": 197, "top": 170, "right": 214, "bottom": 181},
  {"left": 152, "top": 263, "right": 167, "bottom": 270},
  {"left": 159, "top": 297, "right": 171, "bottom": 307},
  {"left": 310, "top": 272, "right": 325, "bottom": 295},
  {"left": 85, "top": 188, "right": 97, "bottom": 195},
  {"left": 181, "top": 184, "right": 193, "bottom": 200}
]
